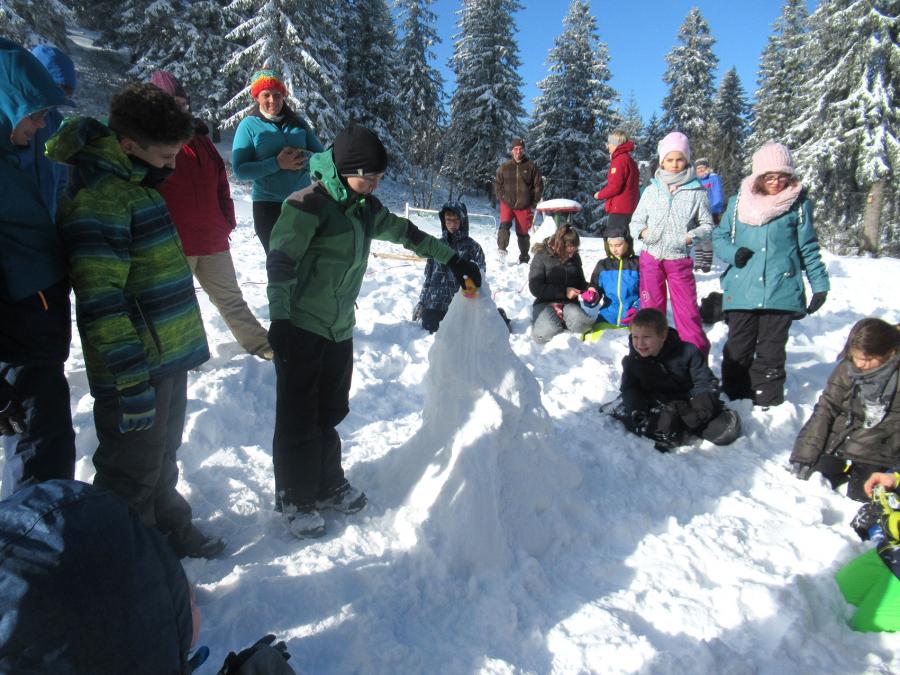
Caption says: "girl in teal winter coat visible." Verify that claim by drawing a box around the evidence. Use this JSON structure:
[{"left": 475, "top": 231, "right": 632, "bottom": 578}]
[{"left": 712, "top": 142, "right": 830, "bottom": 407}]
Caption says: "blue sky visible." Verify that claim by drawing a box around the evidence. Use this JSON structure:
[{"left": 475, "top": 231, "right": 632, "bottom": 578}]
[{"left": 428, "top": 1, "right": 816, "bottom": 123}]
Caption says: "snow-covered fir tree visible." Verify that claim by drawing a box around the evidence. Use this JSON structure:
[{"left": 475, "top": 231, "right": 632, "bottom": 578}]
[
  {"left": 749, "top": 0, "right": 809, "bottom": 153},
  {"left": 618, "top": 92, "right": 645, "bottom": 158},
  {"left": 124, "top": 1, "right": 190, "bottom": 79},
  {"left": 0, "top": 0, "right": 69, "bottom": 47},
  {"left": 443, "top": 0, "right": 525, "bottom": 200},
  {"left": 660, "top": 7, "right": 718, "bottom": 159},
  {"left": 223, "top": 0, "right": 345, "bottom": 140},
  {"left": 710, "top": 68, "right": 750, "bottom": 198},
  {"left": 395, "top": 0, "right": 445, "bottom": 208},
  {"left": 529, "top": 0, "right": 617, "bottom": 214},
  {"left": 642, "top": 112, "right": 666, "bottom": 173},
  {"left": 341, "top": 0, "right": 405, "bottom": 173},
  {"left": 790, "top": 0, "right": 899, "bottom": 255}
]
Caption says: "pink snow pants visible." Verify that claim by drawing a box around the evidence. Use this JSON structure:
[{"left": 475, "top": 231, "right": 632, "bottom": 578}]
[{"left": 639, "top": 251, "right": 710, "bottom": 357}]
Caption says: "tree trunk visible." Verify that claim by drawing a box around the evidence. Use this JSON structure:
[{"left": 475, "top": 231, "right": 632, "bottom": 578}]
[{"left": 860, "top": 180, "right": 885, "bottom": 255}]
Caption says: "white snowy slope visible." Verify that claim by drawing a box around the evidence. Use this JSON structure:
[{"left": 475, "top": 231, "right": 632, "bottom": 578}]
[{"left": 26, "top": 174, "right": 900, "bottom": 673}]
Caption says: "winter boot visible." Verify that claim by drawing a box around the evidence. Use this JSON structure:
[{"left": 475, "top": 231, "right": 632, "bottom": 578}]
[
  {"left": 169, "top": 524, "right": 227, "bottom": 560},
  {"left": 497, "top": 223, "right": 511, "bottom": 253},
  {"left": 517, "top": 233, "right": 531, "bottom": 263},
  {"left": 286, "top": 507, "right": 326, "bottom": 539},
  {"left": 316, "top": 481, "right": 367, "bottom": 514}
]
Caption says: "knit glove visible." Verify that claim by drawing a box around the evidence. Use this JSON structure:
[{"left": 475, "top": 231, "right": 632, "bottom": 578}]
[
  {"left": 733, "top": 247, "right": 754, "bottom": 269},
  {"left": 0, "top": 379, "right": 25, "bottom": 435},
  {"left": 118, "top": 383, "right": 155, "bottom": 433},
  {"left": 218, "top": 634, "right": 293, "bottom": 675},
  {"left": 621, "top": 307, "right": 638, "bottom": 325},
  {"left": 681, "top": 391, "right": 719, "bottom": 430},
  {"left": 268, "top": 319, "right": 292, "bottom": 360},
  {"left": 789, "top": 461, "right": 814, "bottom": 481},
  {"left": 806, "top": 291, "right": 827, "bottom": 315},
  {"left": 448, "top": 255, "right": 482, "bottom": 289},
  {"left": 580, "top": 289, "right": 600, "bottom": 307}
]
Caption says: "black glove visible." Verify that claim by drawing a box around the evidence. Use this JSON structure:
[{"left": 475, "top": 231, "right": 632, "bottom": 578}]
[
  {"left": 806, "top": 291, "right": 827, "bottom": 315},
  {"left": 448, "top": 255, "right": 482, "bottom": 289},
  {"left": 626, "top": 409, "right": 650, "bottom": 436},
  {"left": 789, "top": 461, "right": 814, "bottom": 480},
  {"left": 681, "top": 391, "right": 720, "bottom": 429},
  {"left": 0, "top": 379, "right": 25, "bottom": 436},
  {"left": 218, "top": 634, "right": 292, "bottom": 675},
  {"left": 733, "top": 247, "right": 754, "bottom": 268},
  {"left": 268, "top": 319, "right": 292, "bottom": 359}
]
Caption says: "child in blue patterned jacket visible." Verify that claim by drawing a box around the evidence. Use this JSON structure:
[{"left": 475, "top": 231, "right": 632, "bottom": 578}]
[{"left": 414, "top": 202, "right": 486, "bottom": 332}]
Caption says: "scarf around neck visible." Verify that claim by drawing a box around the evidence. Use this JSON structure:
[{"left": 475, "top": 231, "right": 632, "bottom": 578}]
[
  {"left": 259, "top": 108, "right": 284, "bottom": 123},
  {"left": 737, "top": 176, "right": 803, "bottom": 226},
  {"left": 850, "top": 353, "right": 899, "bottom": 429},
  {"left": 655, "top": 166, "right": 695, "bottom": 191}
]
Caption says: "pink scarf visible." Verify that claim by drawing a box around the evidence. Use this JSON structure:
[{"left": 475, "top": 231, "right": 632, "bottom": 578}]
[{"left": 736, "top": 176, "right": 803, "bottom": 226}]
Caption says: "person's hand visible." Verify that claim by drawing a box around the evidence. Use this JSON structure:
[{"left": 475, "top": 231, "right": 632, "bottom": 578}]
[
  {"left": 118, "top": 383, "right": 155, "bottom": 433},
  {"left": 218, "top": 634, "right": 292, "bottom": 675},
  {"left": 594, "top": 191, "right": 603, "bottom": 201},
  {"left": 276, "top": 147, "right": 305, "bottom": 171},
  {"left": 806, "top": 291, "right": 827, "bottom": 315},
  {"left": 789, "top": 461, "right": 814, "bottom": 480},
  {"left": 865, "top": 471, "right": 899, "bottom": 497},
  {"left": 580, "top": 289, "right": 599, "bottom": 306},
  {"left": 566, "top": 287, "right": 581, "bottom": 300},
  {"left": 639, "top": 228, "right": 647, "bottom": 240},
  {"left": 685, "top": 236, "right": 693, "bottom": 246},
  {"left": 448, "top": 255, "right": 482, "bottom": 289},
  {"left": 734, "top": 247, "right": 754, "bottom": 268},
  {"left": 268, "top": 319, "right": 292, "bottom": 359},
  {"left": 0, "top": 379, "right": 25, "bottom": 435}
]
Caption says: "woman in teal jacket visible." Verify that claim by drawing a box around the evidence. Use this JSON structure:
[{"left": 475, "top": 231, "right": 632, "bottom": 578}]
[
  {"left": 231, "top": 68, "right": 324, "bottom": 253},
  {"left": 712, "top": 142, "right": 830, "bottom": 407}
]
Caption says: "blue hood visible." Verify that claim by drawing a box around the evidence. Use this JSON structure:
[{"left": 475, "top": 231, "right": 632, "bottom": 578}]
[
  {"left": 30, "top": 44, "right": 76, "bottom": 91},
  {"left": 0, "top": 38, "right": 73, "bottom": 156}
]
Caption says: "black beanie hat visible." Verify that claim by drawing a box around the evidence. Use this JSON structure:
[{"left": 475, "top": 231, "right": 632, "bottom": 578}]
[{"left": 333, "top": 123, "right": 388, "bottom": 176}]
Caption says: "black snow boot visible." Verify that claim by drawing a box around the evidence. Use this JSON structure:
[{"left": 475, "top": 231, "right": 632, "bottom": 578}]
[
  {"left": 497, "top": 223, "right": 511, "bottom": 252},
  {"left": 517, "top": 233, "right": 530, "bottom": 263}
]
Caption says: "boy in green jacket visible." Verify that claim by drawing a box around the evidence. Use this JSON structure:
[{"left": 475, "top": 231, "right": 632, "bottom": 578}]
[
  {"left": 47, "top": 84, "right": 224, "bottom": 559},
  {"left": 266, "top": 123, "right": 482, "bottom": 538}
]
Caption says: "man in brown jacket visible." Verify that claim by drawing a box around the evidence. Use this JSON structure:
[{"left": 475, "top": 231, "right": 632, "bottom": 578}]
[{"left": 495, "top": 138, "right": 543, "bottom": 263}]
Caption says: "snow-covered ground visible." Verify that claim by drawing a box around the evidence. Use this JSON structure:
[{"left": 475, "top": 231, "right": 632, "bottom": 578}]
[{"left": 32, "top": 172, "right": 900, "bottom": 672}]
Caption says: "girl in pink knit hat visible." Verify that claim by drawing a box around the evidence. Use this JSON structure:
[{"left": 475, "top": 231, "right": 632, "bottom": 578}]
[
  {"left": 712, "top": 142, "right": 830, "bottom": 407},
  {"left": 629, "top": 131, "right": 713, "bottom": 357}
]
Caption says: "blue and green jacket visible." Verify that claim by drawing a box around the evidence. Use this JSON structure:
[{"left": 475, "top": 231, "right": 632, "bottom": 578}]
[
  {"left": 267, "top": 149, "right": 457, "bottom": 342},
  {"left": 47, "top": 117, "right": 209, "bottom": 395},
  {"left": 588, "top": 244, "right": 640, "bottom": 326},
  {"left": 231, "top": 105, "right": 325, "bottom": 202},
  {"left": 0, "top": 38, "right": 73, "bottom": 365}
]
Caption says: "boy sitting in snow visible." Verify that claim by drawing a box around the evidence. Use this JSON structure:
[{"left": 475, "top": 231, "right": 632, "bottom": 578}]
[
  {"left": 413, "top": 202, "right": 485, "bottom": 333},
  {"left": 617, "top": 308, "right": 741, "bottom": 451}
]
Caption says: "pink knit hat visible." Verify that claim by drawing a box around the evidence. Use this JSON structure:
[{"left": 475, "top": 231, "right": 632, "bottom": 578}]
[
  {"left": 657, "top": 131, "right": 691, "bottom": 163},
  {"left": 751, "top": 142, "right": 794, "bottom": 177},
  {"left": 148, "top": 70, "right": 187, "bottom": 99}
]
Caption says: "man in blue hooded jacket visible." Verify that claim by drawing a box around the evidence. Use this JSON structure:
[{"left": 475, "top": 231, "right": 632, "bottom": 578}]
[{"left": 0, "top": 38, "right": 76, "bottom": 495}]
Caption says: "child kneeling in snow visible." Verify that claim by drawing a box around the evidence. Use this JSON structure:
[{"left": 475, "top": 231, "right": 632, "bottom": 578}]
[
  {"left": 584, "top": 235, "right": 640, "bottom": 327},
  {"left": 617, "top": 308, "right": 741, "bottom": 451},
  {"left": 790, "top": 318, "right": 899, "bottom": 501},
  {"left": 836, "top": 470, "right": 900, "bottom": 632},
  {"left": 413, "top": 202, "right": 485, "bottom": 333}
]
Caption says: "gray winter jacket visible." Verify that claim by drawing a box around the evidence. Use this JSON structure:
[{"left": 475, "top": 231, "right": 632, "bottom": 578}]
[{"left": 630, "top": 178, "right": 713, "bottom": 260}]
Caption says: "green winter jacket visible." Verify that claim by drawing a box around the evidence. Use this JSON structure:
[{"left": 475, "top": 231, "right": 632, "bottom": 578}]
[
  {"left": 47, "top": 117, "right": 209, "bottom": 395},
  {"left": 713, "top": 193, "right": 829, "bottom": 315},
  {"left": 267, "top": 149, "right": 457, "bottom": 341}
]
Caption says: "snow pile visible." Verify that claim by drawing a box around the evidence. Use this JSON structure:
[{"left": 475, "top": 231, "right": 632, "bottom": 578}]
[{"left": 378, "top": 282, "right": 581, "bottom": 574}]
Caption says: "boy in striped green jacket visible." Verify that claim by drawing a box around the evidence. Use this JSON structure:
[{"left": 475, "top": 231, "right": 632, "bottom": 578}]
[{"left": 47, "top": 84, "right": 224, "bottom": 559}]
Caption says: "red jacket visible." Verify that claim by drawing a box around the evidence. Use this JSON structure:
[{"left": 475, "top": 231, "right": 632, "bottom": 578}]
[
  {"left": 158, "top": 122, "right": 236, "bottom": 256},
  {"left": 595, "top": 140, "right": 639, "bottom": 215}
]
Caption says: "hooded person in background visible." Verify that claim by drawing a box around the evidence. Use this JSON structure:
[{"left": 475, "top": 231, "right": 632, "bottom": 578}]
[
  {"left": 693, "top": 158, "right": 722, "bottom": 273},
  {"left": 495, "top": 137, "right": 543, "bottom": 263},
  {"left": 0, "top": 479, "right": 295, "bottom": 673},
  {"left": 150, "top": 71, "right": 274, "bottom": 361},
  {"left": 0, "top": 38, "right": 76, "bottom": 497},
  {"left": 413, "top": 201, "right": 486, "bottom": 333},
  {"left": 266, "top": 123, "right": 482, "bottom": 539}
]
